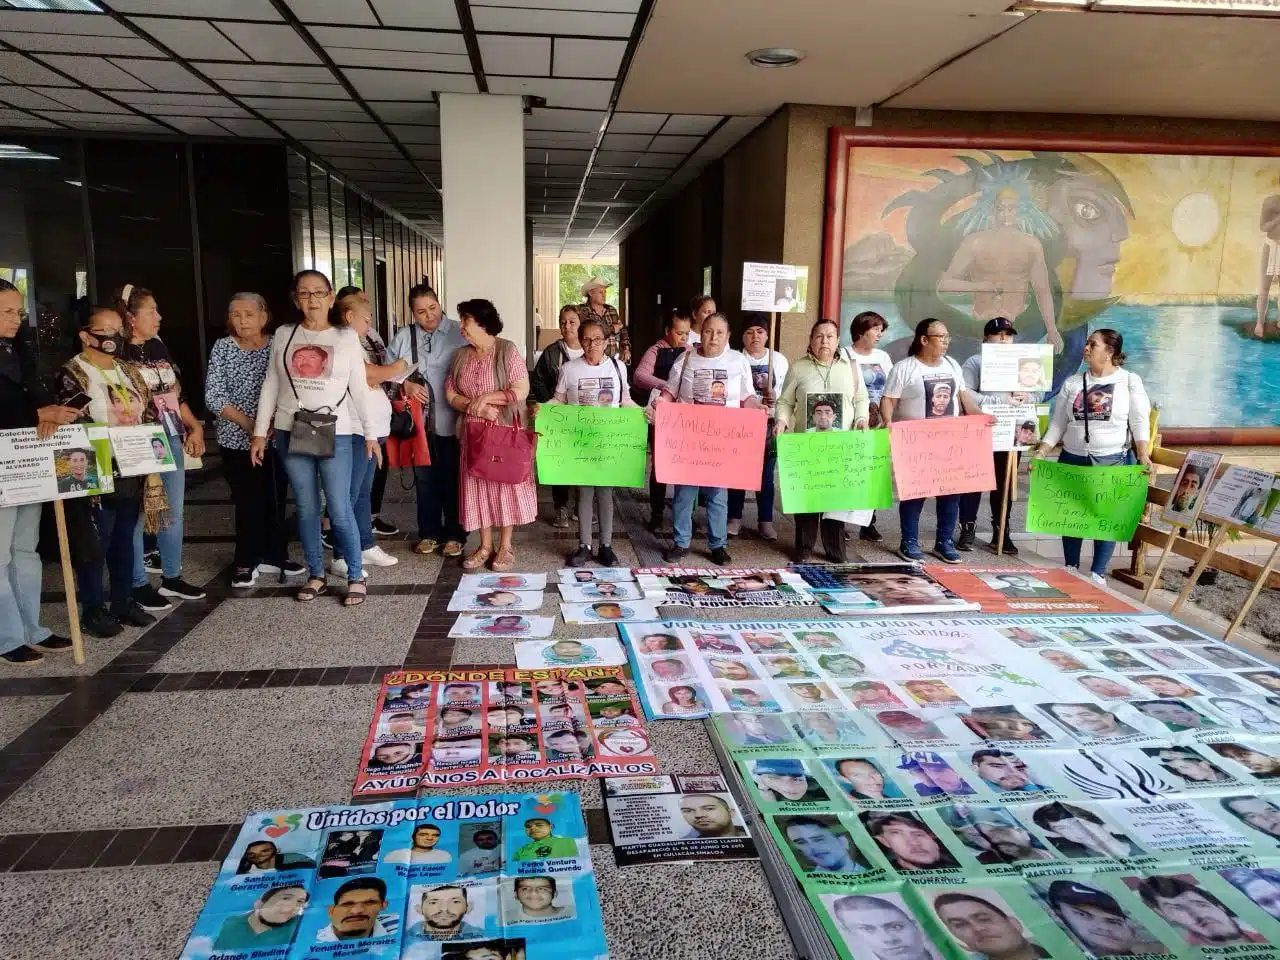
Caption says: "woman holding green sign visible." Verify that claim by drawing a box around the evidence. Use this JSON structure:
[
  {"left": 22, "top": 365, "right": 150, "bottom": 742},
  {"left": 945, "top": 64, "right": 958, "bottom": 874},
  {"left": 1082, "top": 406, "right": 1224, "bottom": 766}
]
[
  {"left": 774, "top": 318, "right": 869, "bottom": 563},
  {"left": 1032, "top": 328, "right": 1152, "bottom": 585}
]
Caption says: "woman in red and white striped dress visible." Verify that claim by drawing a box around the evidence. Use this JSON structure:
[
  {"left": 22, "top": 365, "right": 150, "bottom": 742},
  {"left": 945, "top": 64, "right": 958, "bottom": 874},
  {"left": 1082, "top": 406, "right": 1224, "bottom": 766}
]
[{"left": 445, "top": 299, "right": 537, "bottom": 572}]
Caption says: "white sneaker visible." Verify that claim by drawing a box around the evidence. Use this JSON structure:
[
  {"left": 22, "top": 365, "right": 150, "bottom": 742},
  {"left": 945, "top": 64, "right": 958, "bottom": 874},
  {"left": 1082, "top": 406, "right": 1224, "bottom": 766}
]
[
  {"left": 362, "top": 545, "right": 399, "bottom": 567},
  {"left": 726, "top": 518, "right": 742, "bottom": 537},
  {"left": 1089, "top": 573, "right": 1107, "bottom": 587},
  {"left": 327, "top": 558, "right": 369, "bottom": 580}
]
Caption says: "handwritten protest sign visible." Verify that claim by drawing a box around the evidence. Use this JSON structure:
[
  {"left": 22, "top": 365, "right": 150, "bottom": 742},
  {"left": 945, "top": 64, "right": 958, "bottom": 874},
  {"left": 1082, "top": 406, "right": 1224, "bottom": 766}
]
[
  {"left": 889, "top": 416, "right": 996, "bottom": 500},
  {"left": 1027, "top": 460, "right": 1148, "bottom": 541},
  {"left": 777, "top": 429, "right": 893, "bottom": 512},
  {"left": 536, "top": 404, "right": 647, "bottom": 487},
  {"left": 655, "top": 403, "right": 767, "bottom": 489}
]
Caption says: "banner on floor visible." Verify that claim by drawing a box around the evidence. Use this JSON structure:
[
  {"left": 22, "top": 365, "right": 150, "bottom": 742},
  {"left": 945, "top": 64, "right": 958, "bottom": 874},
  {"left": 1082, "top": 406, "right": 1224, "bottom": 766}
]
[
  {"left": 108, "top": 423, "right": 177, "bottom": 476},
  {"left": 776, "top": 429, "right": 894, "bottom": 513},
  {"left": 534, "top": 404, "right": 648, "bottom": 488},
  {"left": 179, "top": 793, "right": 607, "bottom": 960},
  {"left": 790, "top": 563, "right": 979, "bottom": 616},
  {"left": 634, "top": 567, "right": 814, "bottom": 608},
  {"left": 889, "top": 416, "right": 997, "bottom": 500},
  {"left": 653, "top": 403, "right": 768, "bottom": 490},
  {"left": 354, "top": 668, "right": 656, "bottom": 795},
  {"left": 1027, "top": 460, "right": 1149, "bottom": 541},
  {"left": 0, "top": 423, "right": 114, "bottom": 507},
  {"left": 923, "top": 565, "right": 1139, "bottom": 614},
  {"left": 603, "top": 773, "right": 758, "bottom": 865},
  {"left": 556, "top": 567, "right": 635, "bottom": 585}
]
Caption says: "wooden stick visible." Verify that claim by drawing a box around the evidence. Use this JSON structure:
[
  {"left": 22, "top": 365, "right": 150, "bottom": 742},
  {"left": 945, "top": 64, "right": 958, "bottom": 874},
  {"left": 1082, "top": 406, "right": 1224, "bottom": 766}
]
[
  {"left": 995, "top": 453, "right": 1017, "bottom": 556},
  {"left": 1141, "top": 527, "right": 1179, "bottom": 605},
  {"left": 1225, "top": 540, "right": 1280, "bottom": 640},
  {"left": 1171, "top": 522, "right": 1230, "bottom": 616},
  {"left": 52, "top": 499, "right": 85, "bottom": 665},
  {"left": 766, "top": 312, "right": 777, "bottom": 390}
]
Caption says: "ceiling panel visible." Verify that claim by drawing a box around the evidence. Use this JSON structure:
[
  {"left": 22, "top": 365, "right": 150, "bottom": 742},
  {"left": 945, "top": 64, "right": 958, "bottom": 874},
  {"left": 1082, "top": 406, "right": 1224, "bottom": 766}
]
[
  {"left": 389, "top": 123, "right": 439, "bottom": 144},
  {"left": 0, "top": 85, "right": 71, "bottom": 111},
  {"left": 284, "top": 0, "right": 379, "bottom": 24},
  {"left": 110, "top": 0, "right": 282, "bottom": 18},
  {"left": 366, "top": 101, "right": 440, "bottom": 123},
  {"left": 204, "top": 116, "right": 277, "bottom": 136},
  {"left": 0, "top": 107, "right": 59, "bottom": 127},
  {"left": 367, "top": 0, "right": 460, "bottom": 30},
  {"left": 599, "top": 131, "right": 650, "bottom": 150},
  {"left": 6, "top": 33, "right": 161, "bottom": 57},
  {"left": 215, "top": 21, "right": 322, "bottom": 63},
  {"left": 0, "top": 10, "right": 132, "bottom": 35},
  {"left": 128, "top": 17, "right": 245, "bottom": 60},
  {"left": 487, "top": 76, "right": 612, "bottom": 110},
  {"left": 344, "top": 68, "right": 476, "bottom": 99},
  {"left": 605, "top": 111, "right": 665, "bottom": 134},
  {"left": 244, "top": 95, "right": 368, "bottom": 114},
  {"left": 196, "top": 62, "right": 334, "bottom": 82},
  {"left": 552, "top": 38, "right": 626, "bottom": 79},
  {"left": 470, "top": 5, "right": 634, "bottom": 36},
  {"left": 330, "top": 49, "right": 472, "bottom": 72},
  {"left": 216, "top": 79, "right": 347, "bottom": 97},
  {"left": 478, "top": 34, "right": 551, "bottom": 77},
  {"left": 658, "top": 113, "right": 720, "bottom": 136},
  {"left": 524, "top": 107, "right": 605, "bottom": 132},
  {"left": 525, "top": 129, "right": 596, "bottom": 148},
  {"left": 111, "top": 59, "right": 214, "bottom": 91},
  {"left": 164, "top": 115, "right": 234, "bottom": 135},
  {"left": 474, "top": 0, "right": 640, "bottom": 10},
  {"left": 34, "top": 110, "right": 163, "bottom": 129},
  {"left": 308, "top": 26, "right": 466, "bottom": 54},
  {"left": 648, "top": 133, "right": 702, "bottom": 152},
  {"left": 35, "top": 55, "right": 148, "bottom": 89},
  {"left": 30, "top": 87, "right": 130, "bottom": 113}
]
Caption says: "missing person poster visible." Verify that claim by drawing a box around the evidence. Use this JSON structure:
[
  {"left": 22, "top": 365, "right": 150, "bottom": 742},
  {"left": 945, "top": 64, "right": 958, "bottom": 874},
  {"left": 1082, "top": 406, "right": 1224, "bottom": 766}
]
[
  {"left": 603, "top": 773, "right": 757, "bottom": 865},
  {"left": 1202, "top": 464, "right": 1279, "bottom": 531},
  {"left": 740, "top": 261, "right": 809, "bottom": 313},
  {"left": 559, "top": 599, "right": 662, "bottom": 625},
  {"left": 982, "top": 398, "right": 1042, "bottom": 452},
  {"left": 923, "top": 565, "right": 1138, "bottom": 614},
  {"left": 448, "top": 589, "right": 545, "bottom": 613},
  {"left": 450, "top": 615, "right": 556, "bottom": 639},
  {"left": 0, "top": 423, "right": 113, "bottom": 506},
  {"left": 979, "top": 342, "right": 1053, "bottom": 393},
  {"left": 634, "top": 567, "right": 814, "bottom": 607},
  {"left": 1163, "top": 450, "right": 1224, "bottom": 528},
  {"left": 459, "top": 572, "right": 549, "bottom": 592},
  {"left": 790, "top": 564, "right": 979, "bottom": 616},
  {"left": 514, "top": 637, "right": 627, "bottom": 670},
  {"left": 556, "top": 567, "right": 635, "bottom": 584},
  {"left": 354, "top": 668, "right": 655, "bottom": 795},
  {"left": 108, "top": 423, "right": 177, "bottom": 476},
  {"left": 178, "top": 793, "right": 608, "bottom": 960}
]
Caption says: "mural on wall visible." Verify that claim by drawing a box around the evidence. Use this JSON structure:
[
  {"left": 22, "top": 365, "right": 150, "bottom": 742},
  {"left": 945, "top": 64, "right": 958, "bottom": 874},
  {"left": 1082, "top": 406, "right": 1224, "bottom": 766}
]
[{"left": 831, "top": 143, "right": 1280, "bottom": 427}]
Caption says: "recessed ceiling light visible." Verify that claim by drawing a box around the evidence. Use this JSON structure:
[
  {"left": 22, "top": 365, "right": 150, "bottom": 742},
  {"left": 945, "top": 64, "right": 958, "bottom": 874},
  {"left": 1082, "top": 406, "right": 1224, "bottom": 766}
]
[
  {"left": 0, "top": 144, "right": 59, "bottom": 160},
  {"left": 745, "top": 47, "right": 805, "bottom": 68}
]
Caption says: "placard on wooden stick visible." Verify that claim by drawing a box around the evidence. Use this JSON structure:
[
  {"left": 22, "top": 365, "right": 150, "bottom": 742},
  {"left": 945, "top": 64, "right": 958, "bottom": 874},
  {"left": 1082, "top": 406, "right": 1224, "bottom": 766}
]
[{"left": 1142, "top": 449, "right": 1223, "bottom": 605}]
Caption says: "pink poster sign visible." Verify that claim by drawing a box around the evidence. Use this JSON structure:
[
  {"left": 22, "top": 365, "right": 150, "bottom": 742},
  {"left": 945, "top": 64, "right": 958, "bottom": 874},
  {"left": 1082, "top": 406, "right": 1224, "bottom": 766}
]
[
  {"left": 890, "top": 416, "right": 997, "bottom": 500},
  {"left": 654, "top": 403, "right": 768, "bottom": 490}
]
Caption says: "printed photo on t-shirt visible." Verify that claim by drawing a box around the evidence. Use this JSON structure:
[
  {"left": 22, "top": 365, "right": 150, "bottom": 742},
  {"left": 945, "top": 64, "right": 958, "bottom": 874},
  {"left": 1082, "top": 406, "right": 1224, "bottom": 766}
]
[
  {"left": 693, "top": 367, "right": 729, "bottom": 405},
  {"left": 750, "top": 362, "right": 771, "bottom": 395},
  {"left": 806, "top": 393, "right": 842, "bottom": 432},
  {"left": 577, "top": 375, "right": 619, "bottom": 407},
  {"left": 288, "top": 343, "right": 334, "bottom": 379},
  {"left": 860, "top": 362, "right": 887, "bottom": 402},
  {"left": 1072, "top": 383, "right": 1115, "bottom": 421},
  {"left": 922, "top": 375, "right": 956, "bottom": 418}
]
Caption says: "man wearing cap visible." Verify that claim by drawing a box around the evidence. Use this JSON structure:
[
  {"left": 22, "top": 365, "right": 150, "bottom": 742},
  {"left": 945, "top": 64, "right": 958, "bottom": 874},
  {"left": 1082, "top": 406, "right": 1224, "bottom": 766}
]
[
  {"left": 578, "top": 278, "right": 629, "bottom": 364},
  {"left": 750, "top": 759, "right": 828, "bottom": 803},
  {"left": 1047, "top": 880, "right": 1165, "bottom": 956},
  {"left": 956, "top": 316, "right": 1037, "bottom": 554}
]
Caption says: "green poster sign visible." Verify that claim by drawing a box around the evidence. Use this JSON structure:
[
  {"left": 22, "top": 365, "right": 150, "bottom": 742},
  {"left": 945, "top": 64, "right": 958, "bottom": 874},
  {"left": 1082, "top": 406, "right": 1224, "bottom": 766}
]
[
  {"left": 777, "top": 429, "right": 893, "bottom": 513},
  {"left": 1026, "top": 460, "right": 1148, "bottom": 542},
  {"left": 535, "top": 404, "right": 648, "bottom": 488}
]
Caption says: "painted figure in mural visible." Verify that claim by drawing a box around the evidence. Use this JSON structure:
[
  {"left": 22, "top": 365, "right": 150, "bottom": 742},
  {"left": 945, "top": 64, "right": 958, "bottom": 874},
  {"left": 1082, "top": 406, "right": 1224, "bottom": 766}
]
[{"left": 1256, "top": 194, "right": 1280, "bottom": 339}]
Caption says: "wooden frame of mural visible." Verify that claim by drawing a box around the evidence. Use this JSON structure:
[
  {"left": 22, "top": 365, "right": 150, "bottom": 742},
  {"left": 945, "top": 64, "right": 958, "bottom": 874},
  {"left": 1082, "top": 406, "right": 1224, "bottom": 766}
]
[{"left": 822, "top": 128, "right": 1280, "bottom": 443}]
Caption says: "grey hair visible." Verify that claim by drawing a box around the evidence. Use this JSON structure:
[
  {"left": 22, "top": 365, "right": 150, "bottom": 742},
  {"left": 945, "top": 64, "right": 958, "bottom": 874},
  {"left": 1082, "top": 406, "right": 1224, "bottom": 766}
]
[{"left": 228, "top": 292, "right": 268, "bottom": 313}]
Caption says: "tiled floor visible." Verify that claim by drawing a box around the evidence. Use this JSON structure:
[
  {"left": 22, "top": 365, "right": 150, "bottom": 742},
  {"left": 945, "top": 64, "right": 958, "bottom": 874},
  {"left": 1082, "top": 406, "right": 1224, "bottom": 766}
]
[{"left": 0, "top": 463, "right": 1268, "bottom": 960}]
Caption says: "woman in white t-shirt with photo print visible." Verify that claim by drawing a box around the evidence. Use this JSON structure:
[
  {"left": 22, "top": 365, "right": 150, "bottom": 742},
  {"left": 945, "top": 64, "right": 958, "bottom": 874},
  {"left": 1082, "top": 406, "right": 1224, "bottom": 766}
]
[
  {"left": 552, "top": 317, "right": 638, "bottom": 570},
  {"left": 651, "top": 312, "right": 763, "bottom": 565},
  {"left": 881, "top": 318, "right": 988, "bottom": 565}
]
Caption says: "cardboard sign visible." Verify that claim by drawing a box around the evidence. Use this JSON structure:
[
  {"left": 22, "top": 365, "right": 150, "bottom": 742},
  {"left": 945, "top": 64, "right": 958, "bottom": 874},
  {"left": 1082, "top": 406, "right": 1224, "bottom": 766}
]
[
  {"left": 0, "top": 424, "right": 113, "bottom": 507},
  {"left": 1201, "top": 464, "right": 1279, "bottom": 532},
  {"left": 889, "top": 416, "right": 997, "bottom": 500},
  {"left": 654, "top": 403, "right": 768, "bottom": 490},
  {"left": 1027, "top": 460, "right": 1149, "bottom": 542},
  {"left": 535, "top": 404, "right": 647, "bottom": 488},
  {"left": 741, "top": 261, "right": 808, "bottom": 313},
  {"left": 1162, "top": 449, "right": 1223, "bottom": 527},
  {"left": 777, "top": 429, "right": 893, "bottom": 512},
  {"left": 979, "top": 342, "right": 1053, "bottom": 392},
  {"left": 603, "top": 773, "right": 757, "bottom": 865}
]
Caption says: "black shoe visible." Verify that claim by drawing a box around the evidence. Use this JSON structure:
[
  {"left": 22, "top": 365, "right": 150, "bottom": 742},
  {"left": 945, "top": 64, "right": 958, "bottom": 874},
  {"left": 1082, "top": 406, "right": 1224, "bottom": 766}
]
[
  {"left": 142, "top": 550, "right": 162, "bottom": 574},
  {"left": 596, "top": 544, "right": 619, "bottom": 567},
  {"left": 82, "top": 606, "right": 123, "bottom": 638},
  {"left": 859, "top": 523, "right": 884, "bottom": 542},
  {"left": 709, "top": 547, "right": 732, "bottom": 565},
  {"left": 116, "top": 600, "right": 157, "bottom": 628},
  {"left": 159, "top": 576, "right": 206, "bottom": 600},
  {"left": 645, "top": 515, "right": 663, "bottom": 533},
  {"left": 955, "top": 522, "right": 977, "bottom": 552},
  {"left": 2, "top": 646, "right": 43, "bottom": 664},
  {"left": 132, "top": 584, "right": 173, "bottom": 612},
  {"left": 663, "top": 545, "right": 688, "bottom": 563},
  {"left": 372, "top": 517, "right": 399, "bottom": 537},
  {"left": 35, "top": 635, "right": 73, "bottom": 652},
  {"left": 987, "top": 534, "right": 1019, "bottom": 556},
  {"left": 567, "top": 544, "right": 593, "bottom": 567},
  {"left": 232, "top": 566, "right": 258, "bottom": 588},
  {"left": 257, "top": 560, "right": 307, "bottom": 578},
  {"left": 321, "top": 529, "right": 335, "bottom": 551}
]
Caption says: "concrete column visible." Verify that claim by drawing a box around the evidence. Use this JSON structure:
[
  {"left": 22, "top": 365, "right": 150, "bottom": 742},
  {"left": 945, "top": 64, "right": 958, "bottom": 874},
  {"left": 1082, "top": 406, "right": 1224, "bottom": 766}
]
[{"left": 439, "top": 93, "right": 529, "bottom": 356}]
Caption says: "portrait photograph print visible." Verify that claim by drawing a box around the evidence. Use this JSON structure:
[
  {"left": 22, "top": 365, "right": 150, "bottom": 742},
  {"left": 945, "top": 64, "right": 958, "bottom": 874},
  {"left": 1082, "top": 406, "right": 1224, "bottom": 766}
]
[
  {"left": 806, "top": 393, "right": 843, "bottom": 432},
  {"left": 1163, "top": 449, "right": 1222, "bottom": 525}
]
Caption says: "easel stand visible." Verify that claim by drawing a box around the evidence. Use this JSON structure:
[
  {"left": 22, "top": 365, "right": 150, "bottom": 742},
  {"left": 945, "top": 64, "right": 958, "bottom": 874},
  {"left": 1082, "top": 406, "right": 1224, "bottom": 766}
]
[
  {"left": 994, "top": 452, "right": 1018, "bottom": 556},
  {"left": 52, "top": 499, "right": 86, "bottom": 665}
]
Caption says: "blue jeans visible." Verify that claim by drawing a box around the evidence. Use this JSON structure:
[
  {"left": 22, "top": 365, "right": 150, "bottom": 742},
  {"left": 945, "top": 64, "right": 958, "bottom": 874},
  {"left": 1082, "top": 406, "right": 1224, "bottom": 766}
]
[
  {"left": 1058, "top": 449, "right": 1135, "bottom": 576},
  {"left": 899, "top": 494, "right": 960, "bottom": 548},
  {"left": 335, "top": 434, "right": 379, "bottom": 558},
  {"left": 133, "top": 442, "right": 184, "bottom": 585},
  {"left": 673, "top": 485, "right": 728, "bottom": 549},
  {"left": 0, "top": 504, "right": 52, "bottom": 653},
  {"left": 276, "top": 430, "right": 362, "bottom": 581},
  {"left": 77, "top": 493, "right": 141, "bottom": 615},
  {"left": 727, "top": 451, "right": 777, "bottom": 523}
]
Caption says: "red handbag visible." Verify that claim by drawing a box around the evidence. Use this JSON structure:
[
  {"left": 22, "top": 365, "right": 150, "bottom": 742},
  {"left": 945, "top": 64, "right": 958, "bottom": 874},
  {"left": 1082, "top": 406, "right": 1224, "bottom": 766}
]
[{"left": 457, "top": 339, "right": 537, "bottom": 484}]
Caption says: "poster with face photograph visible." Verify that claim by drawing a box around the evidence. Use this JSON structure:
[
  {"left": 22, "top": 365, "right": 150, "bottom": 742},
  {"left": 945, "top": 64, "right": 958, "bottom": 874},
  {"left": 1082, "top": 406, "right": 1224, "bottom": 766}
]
[
  {"left": 925, "top": 566, "right": 1137, "bottom": 614},
  {"left": 449, "top": 615, "right": 556, "bottom": 639},
  {"left": 556, "top": 567, "right": 635, "bottom": 584},
  {"left": 741, "top": 261, "right": 809, "bottom": 313},
  {"left": 459, "top": 572, "right": 548, "bottom": 592},
  {"left": 108, "top": 423, "right": 177, "bottom": 476},
  {"left": 354, "top": 669, "right": 655, "bottom": 795},
  {"left": 0, "top": 424, "right": 114, "bottom": 506},
  {"left": 792, "top": 563, "right": 979, "bottom": 616},
  {"left": 634, "top": 567, "right": 814, "bottom": 608},
  {"left": 980, "top": 342, "right": 1054, "bottom": 393},
  {"left": 1162, "top": 450, "right": 1224, "bottom": 527},
  {"left": 982, "top": 398, "right": 1042, "bottom": 452},
  {"left": 557, "top": 581, "right": 644, "bottom": 603},
  {"left": 514, "top": 637, "right": 627, "bottom": 670},
  {"left": 448, "top": 589, "right": 545, "bottom": 613},
  {"left": 1201, "top": 465, "right": 1278, "bottom": 529},
  {"left": 602, "top": 773, "right": 757, "bottom": 865},
  {"left": 559, "top": 599, "right": 663, "bottom": 624},
  {"left": 177, "top": 793, "right": 608, "bottom": 960}
]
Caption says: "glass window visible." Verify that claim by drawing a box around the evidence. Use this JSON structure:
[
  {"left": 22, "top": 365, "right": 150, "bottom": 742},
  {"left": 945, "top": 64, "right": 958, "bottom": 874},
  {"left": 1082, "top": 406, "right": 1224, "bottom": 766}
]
[{"left": 287, "top": 149, "right": 311, "bottom": 272}]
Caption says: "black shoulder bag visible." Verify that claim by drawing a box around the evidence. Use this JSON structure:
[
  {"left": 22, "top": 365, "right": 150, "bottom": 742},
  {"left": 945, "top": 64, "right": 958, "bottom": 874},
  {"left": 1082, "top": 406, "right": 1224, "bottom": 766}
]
[{"left": 282, "top": 324, "right": 343, "bottom": 458}]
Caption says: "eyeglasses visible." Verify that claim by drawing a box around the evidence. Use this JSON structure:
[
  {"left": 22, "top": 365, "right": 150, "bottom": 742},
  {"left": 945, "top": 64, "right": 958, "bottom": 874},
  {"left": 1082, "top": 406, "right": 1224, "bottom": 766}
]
[
  {"left": 925, "top": 333, "right": 951, "bottom": 342},
  {"left": 580, "top": 336, "right": 605, "bottom": 346},
  {"left": 296, "top": 290, "right": 330, "bottom": 300}
]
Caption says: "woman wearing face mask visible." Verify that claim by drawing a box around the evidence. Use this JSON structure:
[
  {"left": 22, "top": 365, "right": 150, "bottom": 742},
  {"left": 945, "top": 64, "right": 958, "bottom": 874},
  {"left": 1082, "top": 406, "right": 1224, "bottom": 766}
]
[
  {"left": 328, "top": 289, "right": 405, "bottom": 578},
  {"left": 251, "top": 270, "right": 379, "bottom": 606},
  {"left": 652, "top": 312, "right": 763, "bottom": 565},
  {"left": 775, "top": 319, "right": 870, "bottom": 563},
  {"left": 842, "top": 310, "right": 894, "bottom": 542},
  {"left": 727, "top": 315, "right": 788, "bottom": 542},
  {"left": 528, "top": 305, "right": 583, "bottom": 529},
  {"left": 205, "top": 293, "right": 303, "bottom": 589},
  {"left": 1031, "top": 328, "right": 1151, "bottom": 586},
  {"left": 549, "top": 317, "right": 638, "bottom": 569},
  {"left": 881, "top": 318, "right": 987, "bottom": 564},
  {"left": 55, "top": 306, "right": 159, "bottom": 637},
  {"left": 116, "top": 285, "right": 207, "bottom": 611}
]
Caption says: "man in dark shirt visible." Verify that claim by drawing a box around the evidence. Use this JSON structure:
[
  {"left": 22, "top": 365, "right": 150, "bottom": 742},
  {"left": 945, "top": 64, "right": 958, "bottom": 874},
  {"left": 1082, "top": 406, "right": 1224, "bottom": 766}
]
[{"left": 0, "top": 279, "right": 78, "bottom": 662}]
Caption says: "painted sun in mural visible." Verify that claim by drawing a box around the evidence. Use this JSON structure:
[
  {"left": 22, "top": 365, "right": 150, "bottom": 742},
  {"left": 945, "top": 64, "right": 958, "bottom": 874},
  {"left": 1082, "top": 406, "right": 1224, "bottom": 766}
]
[{"left": 1171, "top": 192, "right": 1221, "bottom": 248}]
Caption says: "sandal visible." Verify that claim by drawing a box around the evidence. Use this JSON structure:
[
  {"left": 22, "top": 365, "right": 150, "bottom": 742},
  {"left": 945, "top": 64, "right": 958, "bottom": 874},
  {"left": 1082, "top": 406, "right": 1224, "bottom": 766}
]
[
  {"left": 343, "top": 581, "right": 367, "bottom": 606},
  {"left": 296, "top": 578, "right": 327, "bottom": 602},
  {"left": 489, "top": 546, "right": 515, "bottom": 572},
  {"left": 462, "top": 547, "right": 493, "bottom": 571}
]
